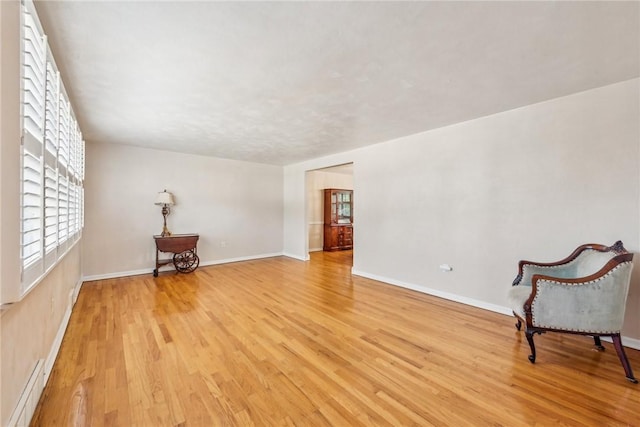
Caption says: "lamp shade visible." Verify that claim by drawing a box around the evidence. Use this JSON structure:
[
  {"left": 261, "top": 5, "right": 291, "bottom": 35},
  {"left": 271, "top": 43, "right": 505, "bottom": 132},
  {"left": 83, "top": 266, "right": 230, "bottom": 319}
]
[{"left": 154, "top": 190, "right": 175, "bottom": 206}]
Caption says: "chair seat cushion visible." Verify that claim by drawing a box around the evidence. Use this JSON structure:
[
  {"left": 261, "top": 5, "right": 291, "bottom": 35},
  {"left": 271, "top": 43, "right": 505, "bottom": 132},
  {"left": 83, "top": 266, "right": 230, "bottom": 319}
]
[{"left": 507, "top": 285, "right": 531, "bottom": 320}]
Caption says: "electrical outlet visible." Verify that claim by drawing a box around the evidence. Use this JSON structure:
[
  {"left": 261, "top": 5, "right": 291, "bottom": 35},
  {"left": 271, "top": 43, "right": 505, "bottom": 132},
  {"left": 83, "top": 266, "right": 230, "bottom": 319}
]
[{"left": 220, "top": 241, "right": 227, "bottom": 248}]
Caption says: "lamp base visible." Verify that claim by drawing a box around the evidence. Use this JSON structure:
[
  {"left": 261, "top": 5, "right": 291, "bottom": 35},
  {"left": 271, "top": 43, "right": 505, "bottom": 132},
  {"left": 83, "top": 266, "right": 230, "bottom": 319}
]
[{"left": 160, "top": 206, "right": 172, "bottom": 237}]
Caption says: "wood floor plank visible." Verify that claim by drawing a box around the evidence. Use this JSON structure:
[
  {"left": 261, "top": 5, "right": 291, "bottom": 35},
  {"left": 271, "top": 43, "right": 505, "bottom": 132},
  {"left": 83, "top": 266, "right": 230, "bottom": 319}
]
[{"left": 31, "top": 250, "right": 640, "bottom": 426}]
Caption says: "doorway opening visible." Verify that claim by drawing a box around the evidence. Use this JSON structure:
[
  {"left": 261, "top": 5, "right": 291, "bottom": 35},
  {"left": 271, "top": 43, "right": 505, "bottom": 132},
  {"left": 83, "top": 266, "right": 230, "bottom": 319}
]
[{"left": 305, "top": 163, "right": 354, "bottom": 266}]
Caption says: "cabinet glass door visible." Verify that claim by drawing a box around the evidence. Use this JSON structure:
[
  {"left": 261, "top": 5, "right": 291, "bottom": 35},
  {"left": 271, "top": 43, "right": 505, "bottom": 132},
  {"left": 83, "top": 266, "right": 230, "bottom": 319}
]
[{"left": 336, "top": 191, "right": 351, "bottom": 223}]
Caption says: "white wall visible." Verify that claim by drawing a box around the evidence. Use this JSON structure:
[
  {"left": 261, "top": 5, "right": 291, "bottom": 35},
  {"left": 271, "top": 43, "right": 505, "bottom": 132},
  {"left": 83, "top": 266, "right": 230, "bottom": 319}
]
[
  {"left": 284, "top": 78, "right": 640, "bottom": 342},
  {"left": 0, "top": 0, "right": 21, "bottom": 305},
  {"left": 306, "top": 170, "right": 353, "bottom": 251},
  {"left": 83, "top": 142, "right": 284, "bottom": 278}
]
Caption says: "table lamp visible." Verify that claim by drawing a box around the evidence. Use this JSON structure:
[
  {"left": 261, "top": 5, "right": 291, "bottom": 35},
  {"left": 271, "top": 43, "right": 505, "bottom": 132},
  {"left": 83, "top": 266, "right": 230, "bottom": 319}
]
[{"left": 154, "top": 190, "right": 175, "bottom": 237}]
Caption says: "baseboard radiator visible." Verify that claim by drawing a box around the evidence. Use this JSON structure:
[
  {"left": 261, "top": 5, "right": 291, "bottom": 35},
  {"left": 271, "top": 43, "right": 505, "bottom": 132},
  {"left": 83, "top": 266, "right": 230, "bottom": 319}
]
[{"left": 7, "top": 359, "right": 45, "bottom": 427}]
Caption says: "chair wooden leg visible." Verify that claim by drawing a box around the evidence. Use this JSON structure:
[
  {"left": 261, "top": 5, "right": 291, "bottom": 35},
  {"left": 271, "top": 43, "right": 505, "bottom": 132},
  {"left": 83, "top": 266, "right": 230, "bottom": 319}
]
[
  {"left": 525, "top": 330, "right": 536, "bottom": 363},
  {"left": 612, "top": 334, "right": 638, "bottom": 383},
  {"left": 515, "top": 318, "right": 522, "bottom": 331},
  {"left": 593, "top": 336, "right": 605, "bottom": 351}
]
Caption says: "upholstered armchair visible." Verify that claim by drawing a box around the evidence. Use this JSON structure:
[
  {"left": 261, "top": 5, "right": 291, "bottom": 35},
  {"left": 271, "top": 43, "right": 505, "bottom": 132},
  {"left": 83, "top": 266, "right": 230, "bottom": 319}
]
[{"left": 508, "top": 241, "right": 636, "bottom": 383}]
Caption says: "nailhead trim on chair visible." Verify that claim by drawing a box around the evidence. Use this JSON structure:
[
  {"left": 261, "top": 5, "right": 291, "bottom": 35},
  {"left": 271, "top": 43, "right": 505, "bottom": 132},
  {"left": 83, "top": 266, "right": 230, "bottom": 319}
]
[{"left": 530, "top": 262, "right": 630, "bottom": 332}]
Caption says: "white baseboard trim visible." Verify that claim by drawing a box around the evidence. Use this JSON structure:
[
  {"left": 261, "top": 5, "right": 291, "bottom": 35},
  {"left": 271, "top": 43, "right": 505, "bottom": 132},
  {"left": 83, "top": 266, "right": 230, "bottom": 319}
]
[
  {"left": 601, "top": 336, "right": 640, "bottom": 350},
  {"left": 83, "top": 252, "right": 286, "bottom": 282},
  {"left": 309, "top": 247, "right": 323, "bottom": 252},
  {"left": 352, "top": 268, "right": 512, "bottom": 316},
  {"left": 83, "top": 268, "right": 151, "bottom": 282},
  {"left": 351, "top": 268, "right": 640, "bottom": 350},
  {"left": 199, "top": 252, "right": 283, "bottom": 267},
  {"left": 282, "top": 252, "right": 309, "bottom": 261},
  {"left": 72, "top": 277, "right": 82, "bottom": 304},
  {"left": 43, "top": 277, "right": 82, "bottom": 386},
  {"left": 7, "top": 359, "right": 45, "bottom": 427},
  {"left": 44, "top": 304, "right": 72, "bottom": 385}
]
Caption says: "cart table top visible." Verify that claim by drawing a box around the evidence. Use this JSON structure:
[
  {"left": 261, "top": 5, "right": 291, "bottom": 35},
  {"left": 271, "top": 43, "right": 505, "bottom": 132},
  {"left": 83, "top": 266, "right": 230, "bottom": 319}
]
[{"left": 154, "top": 234, "right": 199, "bottom": 253}]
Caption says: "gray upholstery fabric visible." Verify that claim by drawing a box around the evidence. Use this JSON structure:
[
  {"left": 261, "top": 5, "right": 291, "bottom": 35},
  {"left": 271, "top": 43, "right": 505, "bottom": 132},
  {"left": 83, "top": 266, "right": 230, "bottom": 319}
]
[
  {"left": 507, "top": 285, "right": 531, "bottom": 320},
  {"left": 531, "top": 262, "right": 633, "bottom": 333}
]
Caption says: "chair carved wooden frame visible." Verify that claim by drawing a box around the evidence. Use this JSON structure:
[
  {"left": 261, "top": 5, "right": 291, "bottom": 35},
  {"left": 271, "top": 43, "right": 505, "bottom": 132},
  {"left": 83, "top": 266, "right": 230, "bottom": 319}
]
[{"left": 508, "top": 241, "right": 637, "bottom": 383}]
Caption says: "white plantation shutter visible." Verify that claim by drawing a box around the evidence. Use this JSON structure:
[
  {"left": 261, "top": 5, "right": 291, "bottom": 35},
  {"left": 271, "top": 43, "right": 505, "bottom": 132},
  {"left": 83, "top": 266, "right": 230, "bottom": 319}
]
[
  {"left": 44, "top": 62, "right": 59, "bottom": 156},
  {"left": 68, "top": 181, "right": 77, "bottom": 237},
  {"left": 69, "top": 122, "right": 76, "bottom": 178},
  {"left": 44, "top": 165, "right": 58, "bottom": 254},
  {"left": 80, "top": 140, "right": 85, "bottom": 180},
  {"left": 74, "top": 130, "right": 83, "bottom": 180},
  {"left": 22, "top": 9, "right": 45, "bottom": 141},
  {"left": 67, "top": 122, "right": 83, "bottom": 239},
  {"left": 19, "top": 0, "right": 85, "bottom": 296},
  {"left": 21, "top": 3, "right": 46, "bottom": 284},
  {"left": 58, "top": 97, "right": 70, "bottom": 170},
  {"left": 43, "top": 60, "right": 59, "bottom": 264},
  {"left": 75, "top": 184, "right": 82, "bottom": 235},
  {"left": 21, "top": 149, "right": 43, "bottom": 268},
  {"left": 58, "top": 175, "right": 69, "bottom": 245},
  {"left": 81, "top": 187, "right": 85, "bottom": 229}
]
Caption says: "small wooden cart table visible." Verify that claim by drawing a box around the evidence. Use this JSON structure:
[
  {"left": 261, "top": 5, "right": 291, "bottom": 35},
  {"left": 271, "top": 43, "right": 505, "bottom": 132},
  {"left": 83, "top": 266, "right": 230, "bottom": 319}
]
[{"left": 153, "top": 234, "right": 200, "bottom": 277}]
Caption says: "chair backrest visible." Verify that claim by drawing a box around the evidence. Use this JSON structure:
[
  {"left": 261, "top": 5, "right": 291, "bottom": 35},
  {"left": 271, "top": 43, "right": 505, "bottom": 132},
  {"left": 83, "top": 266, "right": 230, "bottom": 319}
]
[
  {"left": 515, "top": 241, "right": 631, "bottom": 288},
  {"left": 558, "top": 248, "right": 623, "bottom": 279}
]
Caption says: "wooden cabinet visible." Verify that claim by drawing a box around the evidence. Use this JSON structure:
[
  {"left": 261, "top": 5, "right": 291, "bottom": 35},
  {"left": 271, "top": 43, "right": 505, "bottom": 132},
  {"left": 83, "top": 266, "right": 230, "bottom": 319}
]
[{"left": 323, "top": 189, "right": 353, "bottom": 251}]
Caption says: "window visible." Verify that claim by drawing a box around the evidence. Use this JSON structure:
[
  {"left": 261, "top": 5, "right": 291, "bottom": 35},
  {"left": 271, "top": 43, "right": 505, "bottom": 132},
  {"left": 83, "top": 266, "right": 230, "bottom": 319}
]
[{"left": 20, "top": 0, "right": 85, "bottom": 293}]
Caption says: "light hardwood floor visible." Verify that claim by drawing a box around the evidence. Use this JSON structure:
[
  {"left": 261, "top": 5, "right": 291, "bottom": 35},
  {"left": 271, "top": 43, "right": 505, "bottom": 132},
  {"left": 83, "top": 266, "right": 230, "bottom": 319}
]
[{"left": 32, "top": 251, "right": 640, "bottom": 426}]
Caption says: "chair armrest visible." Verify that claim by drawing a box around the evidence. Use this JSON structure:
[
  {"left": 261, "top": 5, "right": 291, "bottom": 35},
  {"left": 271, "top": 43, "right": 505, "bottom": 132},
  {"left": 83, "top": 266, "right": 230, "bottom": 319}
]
[
  {"left": 524, "top": 253, "right": 633, "bottom": 332},
  {"left": 513, "top": 261, "right": 570, "bottom": 287}
]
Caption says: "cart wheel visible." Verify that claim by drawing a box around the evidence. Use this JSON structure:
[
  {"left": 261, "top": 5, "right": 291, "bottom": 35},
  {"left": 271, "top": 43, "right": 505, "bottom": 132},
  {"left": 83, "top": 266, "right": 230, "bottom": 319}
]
[
  {"left": 173, "top": 250, "right": 199, "bottom": 273},
  {"left": 153, "top": 269, "right": 158, "bottom": 277}
]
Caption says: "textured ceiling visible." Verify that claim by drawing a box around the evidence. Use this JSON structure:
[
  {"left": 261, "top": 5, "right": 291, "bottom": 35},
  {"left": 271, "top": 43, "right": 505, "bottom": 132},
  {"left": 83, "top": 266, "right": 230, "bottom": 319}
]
[{"left": 34, "top": 1, "right": 639, "bottom": 165}]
